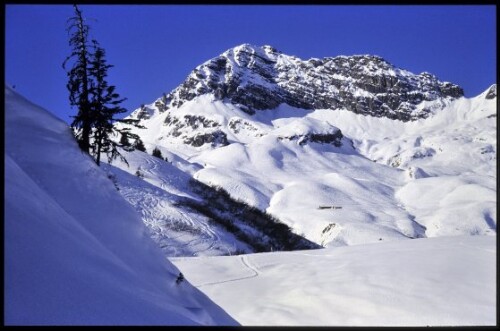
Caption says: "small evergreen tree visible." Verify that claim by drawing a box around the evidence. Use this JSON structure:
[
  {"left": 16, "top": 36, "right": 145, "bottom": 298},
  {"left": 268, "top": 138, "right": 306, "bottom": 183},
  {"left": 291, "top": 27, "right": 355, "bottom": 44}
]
[
  {"left": 176, "top": 272, "right": 184, "bottom": 284},
  {"left": 134, "top": 137, "right": 146, "bottom": 152},
  {"left": 152, "top": 147, "right": 163, "bottom": 159},
  {"left": 119, "top": 131, "right": 131, "bottom": 147}
]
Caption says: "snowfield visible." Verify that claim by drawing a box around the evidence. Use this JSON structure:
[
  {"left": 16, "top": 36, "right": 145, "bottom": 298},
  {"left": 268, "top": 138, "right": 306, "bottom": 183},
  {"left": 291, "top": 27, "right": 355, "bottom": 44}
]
[
  {"left": 4, "top": 86, "right": 238, "bottom": 326},
  {"left": 172, "top": 235, "right": 496, "bottom": 326}
]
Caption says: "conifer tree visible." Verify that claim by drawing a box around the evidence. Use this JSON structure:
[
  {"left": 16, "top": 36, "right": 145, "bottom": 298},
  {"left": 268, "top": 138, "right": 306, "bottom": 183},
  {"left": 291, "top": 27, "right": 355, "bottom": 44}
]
[
  {"left": 152, "top": 147, "right": 163, "bottom": 159},
  {"left": 63, "top": 5, "right": 144, "bottom": 166},
  {"left": 63, "top": 4, "right": 93, "bottom": 154},
  {"left": 134, "top": 137, "right": 146, "bottom": 152},
  {"left": 88, "top": 41, "right": 128, "bottom": 165}
]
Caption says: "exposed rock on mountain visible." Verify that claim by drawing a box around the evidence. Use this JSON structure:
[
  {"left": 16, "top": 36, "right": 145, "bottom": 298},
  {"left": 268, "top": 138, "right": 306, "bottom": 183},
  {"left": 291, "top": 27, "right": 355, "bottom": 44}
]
[{"left": 133, "top": 44, "right": 463, "bottom": 122}]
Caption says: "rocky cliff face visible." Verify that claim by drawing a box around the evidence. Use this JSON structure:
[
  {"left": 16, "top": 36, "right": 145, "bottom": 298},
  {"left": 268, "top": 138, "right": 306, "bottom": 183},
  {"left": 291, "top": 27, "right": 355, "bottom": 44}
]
[{"left": 135, "top": 44, "right": 463, "bottom": 122}]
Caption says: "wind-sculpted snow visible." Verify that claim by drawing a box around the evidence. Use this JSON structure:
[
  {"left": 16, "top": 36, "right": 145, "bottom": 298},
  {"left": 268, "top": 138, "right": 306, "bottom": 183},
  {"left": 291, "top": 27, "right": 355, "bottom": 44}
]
[{"left": 4, "top": 86, "right": 238, "bottom": 325}]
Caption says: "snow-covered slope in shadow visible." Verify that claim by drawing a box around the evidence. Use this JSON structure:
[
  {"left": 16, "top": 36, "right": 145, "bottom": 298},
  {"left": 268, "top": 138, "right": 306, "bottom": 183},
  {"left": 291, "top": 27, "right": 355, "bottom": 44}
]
[{"left": 4, "top": 86, "right": 238, "bottom": 326}]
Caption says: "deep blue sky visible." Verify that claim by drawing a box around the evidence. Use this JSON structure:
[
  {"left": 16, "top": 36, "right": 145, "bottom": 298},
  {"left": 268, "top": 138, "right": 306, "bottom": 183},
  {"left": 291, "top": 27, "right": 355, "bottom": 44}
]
[{"left": 6, "top": 5, "right": 496, "bottom": 123}]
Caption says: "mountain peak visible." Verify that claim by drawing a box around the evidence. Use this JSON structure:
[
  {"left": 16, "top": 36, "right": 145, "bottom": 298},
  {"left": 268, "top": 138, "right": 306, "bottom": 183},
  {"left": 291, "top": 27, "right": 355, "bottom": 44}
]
[
  {"left": 131, "top": 44, "right": 464, "bottom": 122},
  {"left": 226, "top": 43, "right": 281, "bottom": 55}
]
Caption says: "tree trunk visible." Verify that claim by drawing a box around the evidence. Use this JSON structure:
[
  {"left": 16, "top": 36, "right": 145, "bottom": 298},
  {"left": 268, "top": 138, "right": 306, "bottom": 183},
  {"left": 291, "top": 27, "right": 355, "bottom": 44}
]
[
  {"left": 95, "top": 129, "right": 102, "bottom": 166},
  {"left": 75, "top": 4, "right": 91, "bottom": 155}
]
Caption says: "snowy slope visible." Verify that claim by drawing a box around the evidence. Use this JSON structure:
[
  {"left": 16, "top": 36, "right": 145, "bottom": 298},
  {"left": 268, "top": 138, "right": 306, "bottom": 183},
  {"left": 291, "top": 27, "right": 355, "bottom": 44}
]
[
  {"left": 172, "top": 235, "right": 496, "bottom": 326},
  {"left": 117, "top": 85, "right": 495, "bottom": 248},
  {"left": 102, "top": 146, "right": 319, "bottom": 257},
  {"left": 4, "top": 86, "right": 238, "bottom": 325},
  {"left": 101, "top": 149, "right": 255, "bottom": 257}
]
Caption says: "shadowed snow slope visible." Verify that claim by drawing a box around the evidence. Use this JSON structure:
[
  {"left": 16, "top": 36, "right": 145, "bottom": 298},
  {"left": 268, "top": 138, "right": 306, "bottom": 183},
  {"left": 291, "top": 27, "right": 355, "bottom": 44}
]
[
  {"left": 4, "top": 86, "right": 237, "bottom": 326},
  {"left": 172, "top": 235, "right": 496, "bottom": 326}
]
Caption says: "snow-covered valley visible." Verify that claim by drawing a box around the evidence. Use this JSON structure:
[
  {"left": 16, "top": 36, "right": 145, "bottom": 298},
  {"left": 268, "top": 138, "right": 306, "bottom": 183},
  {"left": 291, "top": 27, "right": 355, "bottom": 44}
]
[{"left": 172, "top": 235, "right": 496, "bottom": 326}]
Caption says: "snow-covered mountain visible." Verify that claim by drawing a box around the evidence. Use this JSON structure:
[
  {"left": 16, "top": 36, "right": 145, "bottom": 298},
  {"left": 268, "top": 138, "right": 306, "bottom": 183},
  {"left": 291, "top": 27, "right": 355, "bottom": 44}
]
[
  {"left": 4, "top": 86, "right": 238, "bottom": 325},
  {"left": 115, "top": 44, "right": 496, "bottom": 250},
  {"left": 130, "top": 43, "right": 463, "bottom": 122}
]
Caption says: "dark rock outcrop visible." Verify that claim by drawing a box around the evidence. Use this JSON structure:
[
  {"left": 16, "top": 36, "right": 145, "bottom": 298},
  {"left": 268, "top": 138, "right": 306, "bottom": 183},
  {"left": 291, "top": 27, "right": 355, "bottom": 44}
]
[
  {"left": 163, "top": 114, "right": 228, "bottom": 147},
  {"left": 184, "top": 130, "right": 229, "bottom": 148},
  {"left": 278, "top": 130, "right": 343, "bottom": 147}
]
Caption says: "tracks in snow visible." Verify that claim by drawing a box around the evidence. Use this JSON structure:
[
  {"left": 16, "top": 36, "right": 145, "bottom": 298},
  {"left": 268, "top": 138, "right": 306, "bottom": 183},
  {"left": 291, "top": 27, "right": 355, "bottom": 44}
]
[
  {"left": 197, "top": 255, "right": 259, "bottom": 288},
  {"left": 115, "top": 163, "right": 230, "bottom": 257},
  {"left": 241, "top": 255, "right": 259, "bottom": 277}
]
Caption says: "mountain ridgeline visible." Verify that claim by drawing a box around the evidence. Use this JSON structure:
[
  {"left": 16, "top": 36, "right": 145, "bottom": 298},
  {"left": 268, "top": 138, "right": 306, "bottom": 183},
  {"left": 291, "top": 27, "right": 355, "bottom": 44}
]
[{"left": 132, "top": 44, "right": 463, "bottom": 122}]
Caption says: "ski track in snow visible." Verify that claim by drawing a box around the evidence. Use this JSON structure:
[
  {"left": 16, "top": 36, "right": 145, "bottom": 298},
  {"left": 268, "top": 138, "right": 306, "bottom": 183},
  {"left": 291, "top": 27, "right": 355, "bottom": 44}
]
[
  {"left": 240, "top": 255, "right": 259, "bottom": 278},
  {"left": 120, "top": 184, "right": 220, "bottom": 257},
  {"left": 196, "top": 255, "right": 259, "bottom": 288}
]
